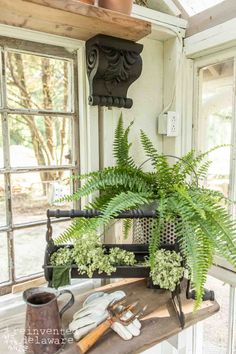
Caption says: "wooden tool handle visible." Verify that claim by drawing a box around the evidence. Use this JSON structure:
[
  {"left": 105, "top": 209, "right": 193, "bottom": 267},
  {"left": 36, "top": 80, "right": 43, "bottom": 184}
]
[{"left": 77, "top": 318, "right": 112, "bottom": 354}]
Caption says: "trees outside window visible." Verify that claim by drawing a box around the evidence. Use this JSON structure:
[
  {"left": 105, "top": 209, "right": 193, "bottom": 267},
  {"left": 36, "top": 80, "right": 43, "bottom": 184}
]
[{"left": 0, "top": 39, "right": 79, "bottom": 293}]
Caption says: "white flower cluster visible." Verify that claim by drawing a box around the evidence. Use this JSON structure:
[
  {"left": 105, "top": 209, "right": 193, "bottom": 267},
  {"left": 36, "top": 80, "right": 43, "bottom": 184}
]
[
  {"left": 50, "top": 234, "right": 136, "bottom": 278},
  {"left": 150, "top": 249, "right": 184, "bottom": 292}
]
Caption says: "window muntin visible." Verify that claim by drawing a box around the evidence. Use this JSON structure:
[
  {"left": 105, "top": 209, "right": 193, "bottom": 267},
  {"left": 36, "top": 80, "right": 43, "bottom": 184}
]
[{"left": 0, "top": 41, "right": 79, "bottom": 291}]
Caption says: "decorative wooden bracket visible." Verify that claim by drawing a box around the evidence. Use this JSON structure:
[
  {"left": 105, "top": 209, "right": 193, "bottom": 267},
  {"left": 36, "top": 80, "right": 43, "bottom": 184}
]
[{"left": 86, "top": 34, "right": 143, "bottom": 109}]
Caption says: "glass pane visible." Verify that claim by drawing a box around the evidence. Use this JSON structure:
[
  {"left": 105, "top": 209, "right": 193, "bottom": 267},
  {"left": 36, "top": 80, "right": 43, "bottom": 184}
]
[
  {"left": 11, "top": 170, "right": 72, "bottom": 224},
  {"left": 0, "top": 174, "right": 6, "bottom": 226},
  {"left": 199, "top": 60, "right": 234, "bottom": 197},
  {"left": 203, "top": 276, "right": 230, "bottom": 354},
  {"left": 14, "top": 225, "right": 46, "bottom": 278},
  {"left": 52, "top": 220, "right": 72, "bottom": 241},
  {"left": 0, "top": 233, "right": 9, "bottom": 283},
  {"left": 6, "top": 50, "right": 73, "bottom": 112},
  {"left": 14, "top": 222, "right": 71, "bottom": 278},
  {"left": 9, "top": 115, "right": 73, "bottom": 167},
  {"left": 0, "top": 118, "right": 3, "bottom": 168}
]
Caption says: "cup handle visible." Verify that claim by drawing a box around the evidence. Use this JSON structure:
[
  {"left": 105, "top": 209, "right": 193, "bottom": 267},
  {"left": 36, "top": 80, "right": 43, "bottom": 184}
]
[{"left": 58, "top": 289, "right": 75, "bottom": 318}]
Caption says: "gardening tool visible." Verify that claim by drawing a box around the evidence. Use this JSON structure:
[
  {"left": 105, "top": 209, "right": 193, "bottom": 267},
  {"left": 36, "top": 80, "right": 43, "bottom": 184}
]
[
  {"left": 23, "top": 287, "right": 74, "bottom": 354},
  {"left": 76, "top": 298, "right": 145, "bottom": 354},
  {"left": 70, "top": 290, "right": 142, "bottom": 342}
]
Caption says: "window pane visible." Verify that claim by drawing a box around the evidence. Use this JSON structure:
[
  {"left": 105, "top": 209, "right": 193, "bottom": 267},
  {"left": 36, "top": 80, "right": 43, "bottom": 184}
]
[
  {"left": 199, "top": 60, "right": 234, "bottom": 197},
  {"left": 6, "top": 50, "right": 73, "bottom": 112},
  {"left": 0, "top": 233, "right": 9, "bottom": 283},
  {"left": 14, "top": 225, "right": 46, "bottom": 278},
  {"left": 11, "top": 171, "right": 72, "bottom": 224},
  {"left": 9, "top": 115, "right": 73, "bottom": 167},
  {"left": 0, "top": 118, "right": 3, "bottom": 168},
  {"left": 14, "top": 221, "right": 71, "bottom": 278},
  {"left": 0, "top": 174, "right": 6, "bottom": 226},
  {"left": 203, "top": 276, "right": 230, "bottom": 354}
]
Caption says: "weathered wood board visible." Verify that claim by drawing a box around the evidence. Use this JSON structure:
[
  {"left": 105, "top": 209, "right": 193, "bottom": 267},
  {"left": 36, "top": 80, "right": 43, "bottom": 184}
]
[
  {"left": 0, "top": 0, "right": 151, "bottom": 42},
  {"left": 60, "top": 278, "right": 220, "bottom": 354}
]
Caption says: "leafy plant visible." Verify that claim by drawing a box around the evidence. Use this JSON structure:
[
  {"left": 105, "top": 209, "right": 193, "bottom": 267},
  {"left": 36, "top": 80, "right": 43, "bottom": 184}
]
[
  {"left": 54, "top": 115, "right": 236, "bottom": 308},
  {"left": 50, "top": 233, "right": 136, "bottom": 285},
  {"left": 150, "top": 249, "right": 184, "bottom": 291}
]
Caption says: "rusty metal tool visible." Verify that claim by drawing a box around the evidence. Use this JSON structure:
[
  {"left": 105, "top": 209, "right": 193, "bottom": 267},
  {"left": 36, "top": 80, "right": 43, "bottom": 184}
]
[{"left": 76, "top": 299, "right": 141, "bottom": 354}]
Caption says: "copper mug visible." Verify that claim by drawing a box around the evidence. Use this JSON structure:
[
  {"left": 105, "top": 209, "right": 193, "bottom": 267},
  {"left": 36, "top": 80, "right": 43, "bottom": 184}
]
[{"left": 23, "top": 287, "right": 74, "bottom": 354}]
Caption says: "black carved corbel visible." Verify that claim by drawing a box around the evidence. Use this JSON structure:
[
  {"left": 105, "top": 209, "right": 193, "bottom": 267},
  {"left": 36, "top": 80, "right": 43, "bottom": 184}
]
[{"left": 86, "top": 34, "right": 143, "bottom": 109}]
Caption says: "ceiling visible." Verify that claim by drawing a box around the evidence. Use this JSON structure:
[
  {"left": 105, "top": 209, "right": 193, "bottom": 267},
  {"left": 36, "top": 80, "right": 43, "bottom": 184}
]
[{"left": 177, "top": 0, "right": 225, "bottom": 16}]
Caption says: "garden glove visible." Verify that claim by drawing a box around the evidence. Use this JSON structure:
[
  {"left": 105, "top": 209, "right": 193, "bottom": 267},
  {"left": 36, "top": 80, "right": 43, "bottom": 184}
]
[{"left": 69, "top": 290, "right": 141, "bottom": 341}]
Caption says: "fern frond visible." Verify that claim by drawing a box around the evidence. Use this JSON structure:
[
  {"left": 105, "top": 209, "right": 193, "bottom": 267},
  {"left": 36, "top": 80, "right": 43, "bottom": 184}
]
[
  {"left": 113, "top": 114, "right": 135, "bottom": 168},
  {"left": 61, "top": 167, "right": 152, "bottom": 203},
  {"left": 140, "top": 130, "right": 159, "bottom": 167},
  {"left": 99, "top": 191, "right": 152, "bottom": 225},
  {"left": 123, "top": 219, "right": 133, "bottom": 239},
  {"left": 149, "top": 196, "right": 167, "bottom": 269},
  {"left": 54, "top": 218, "right": 99, "bottom": 244}
]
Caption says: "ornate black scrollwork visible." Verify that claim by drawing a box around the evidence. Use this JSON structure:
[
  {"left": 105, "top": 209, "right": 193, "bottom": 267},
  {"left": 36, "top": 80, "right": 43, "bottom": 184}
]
[{"left": 86, "top": 34, "right": 143, "bottom": 109}]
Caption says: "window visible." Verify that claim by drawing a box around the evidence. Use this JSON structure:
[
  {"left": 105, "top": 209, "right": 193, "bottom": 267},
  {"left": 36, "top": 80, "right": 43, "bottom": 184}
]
[
  {"left": 177, "top": 0, "right": 225, "bottom": 16},
  {"left": 196, "top": 59, "right": 233, "bottom": 198},
  {"left": 0, "top": 39, "right": 79, "bottom": 293},
  {"left": 194, "top": 53, "right": 236, "bottom": 354}
]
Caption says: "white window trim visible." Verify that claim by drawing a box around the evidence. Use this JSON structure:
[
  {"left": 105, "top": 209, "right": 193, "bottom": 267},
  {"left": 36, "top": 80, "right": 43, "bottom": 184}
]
[
  {"left": 192, "top": 48, "right": 236, "bottom": 281},
  {"left": 0, "top": 25, "right": 99, "bottom": 292}
]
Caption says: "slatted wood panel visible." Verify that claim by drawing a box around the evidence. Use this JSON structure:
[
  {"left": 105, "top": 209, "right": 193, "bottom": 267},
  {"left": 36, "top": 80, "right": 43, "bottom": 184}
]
[
  {"left": 60, "top": 278, "right": 219, "bottom": 354},
  {"left": 0, "top": 0, "right": 151, "bottom": 42}
]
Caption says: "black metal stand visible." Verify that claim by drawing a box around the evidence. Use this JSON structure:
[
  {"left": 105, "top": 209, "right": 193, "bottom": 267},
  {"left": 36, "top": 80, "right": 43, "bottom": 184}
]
[{"left": 44, "top": 209, "right": 212, "bottom": 329}]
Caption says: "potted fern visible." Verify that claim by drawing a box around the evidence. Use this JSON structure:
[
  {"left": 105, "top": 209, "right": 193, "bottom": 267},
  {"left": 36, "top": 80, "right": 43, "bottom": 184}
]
[{"left": 50, "top": 116, "right": 236, "bottom": 308}]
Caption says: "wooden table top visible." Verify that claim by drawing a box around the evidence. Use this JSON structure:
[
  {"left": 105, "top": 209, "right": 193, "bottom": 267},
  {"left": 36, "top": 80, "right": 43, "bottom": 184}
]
[{"left": 61, "top": 278, "right": 220, "bottom": 354}]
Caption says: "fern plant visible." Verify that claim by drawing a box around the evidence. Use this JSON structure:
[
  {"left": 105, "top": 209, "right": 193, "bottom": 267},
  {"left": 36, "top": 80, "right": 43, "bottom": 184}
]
[{"left": 55, "top": 115, "right": 236, "bottom": 309}]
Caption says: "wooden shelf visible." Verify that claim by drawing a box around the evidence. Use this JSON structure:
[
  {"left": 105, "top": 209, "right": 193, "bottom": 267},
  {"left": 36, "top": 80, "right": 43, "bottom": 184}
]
[
  {"left": 0, "top": 0, "right": 151, "bottom": 42},
  {"left": 61, "top": 279, "right": 219, "bottom": 354}
]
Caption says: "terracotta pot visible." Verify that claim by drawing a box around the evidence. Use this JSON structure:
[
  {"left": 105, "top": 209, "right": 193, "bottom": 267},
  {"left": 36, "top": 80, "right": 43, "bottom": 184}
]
[
  {"left": 79, "top": 0, "right": 95, "bottom": 4},
  {"left": 98, "top": 0, "right": 133, "bottom": 15}
]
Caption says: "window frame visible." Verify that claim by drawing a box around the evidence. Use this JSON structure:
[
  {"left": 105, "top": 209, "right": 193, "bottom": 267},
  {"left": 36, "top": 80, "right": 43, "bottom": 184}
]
[
  {"left": 193, "top": 47, "right": 236, "bottom": 280},
  {"left": 0, "top": 37, "right": 81, "bottom": 293}
]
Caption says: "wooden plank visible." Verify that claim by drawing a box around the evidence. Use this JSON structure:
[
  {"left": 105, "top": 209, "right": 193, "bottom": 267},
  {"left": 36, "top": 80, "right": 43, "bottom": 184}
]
[
  {"left": 186, "top": 0, "right": 236, "bottom": 37},
  {"left": 171, "top": 0, "right": 189, "bottom": 19},
  {"left": 132, "top": 4, "right": 187, "bottom": 30},
  {"left": 146, "top": 0, "right": 182, "bottom": 17},
  {"left": 12, "top": 277, "right": 46, "bottom": 294},
  {"left": 0, "top": 0, "right": 151, "bottom": 42},
  {"left": 184, "top": 18, "right": 236, "bottom": 58},
  {"left": 60, "top": 278, "right": 219, "bottom": 354}
]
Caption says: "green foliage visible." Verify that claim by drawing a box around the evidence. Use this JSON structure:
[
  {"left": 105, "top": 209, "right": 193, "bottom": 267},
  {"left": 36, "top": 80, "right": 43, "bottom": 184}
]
[
  {"left": 55, "top": 115, "right": 236, "bottom": 308},
  {"left": 72, "top": 233, "right": 116, "bottom": 278},
  {"left": 108, "top": 247, "right": 136, "bottom": 266},
  {"left": 113, "top": 115, "right": 135, "bottom": 168},
  {"left": 150, "top": 249, "right": 184, "bottom": 292},
  {"left": 51, "top": 234, "right": 137, "bottom": 281},
  {"left": 50, "top": 247, "right": 73, "bottom": 266}
]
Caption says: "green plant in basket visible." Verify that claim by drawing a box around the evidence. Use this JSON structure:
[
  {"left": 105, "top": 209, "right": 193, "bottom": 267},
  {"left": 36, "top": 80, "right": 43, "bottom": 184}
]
[{"left": 52, "top": 115, "right": 236, "bottom": 309}]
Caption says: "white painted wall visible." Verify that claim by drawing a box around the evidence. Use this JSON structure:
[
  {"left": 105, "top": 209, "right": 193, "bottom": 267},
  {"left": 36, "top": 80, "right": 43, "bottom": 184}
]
[{"left": 99, "top": 37, "right": 164, "bottom": 170}]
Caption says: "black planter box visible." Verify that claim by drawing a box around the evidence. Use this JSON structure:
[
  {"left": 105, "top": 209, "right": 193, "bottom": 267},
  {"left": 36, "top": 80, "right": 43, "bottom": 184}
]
[{"left": 43, "top": 243, "right": 176, "bottom": 283}]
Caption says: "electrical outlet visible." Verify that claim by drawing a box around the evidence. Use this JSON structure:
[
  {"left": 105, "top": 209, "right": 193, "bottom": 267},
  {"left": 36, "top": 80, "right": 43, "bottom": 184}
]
[
  {"left": 158, "top": 113, "right": 167, "bottom": 134},
  {"left": 158, "top": 111, "right": 179, "bottom": 137},
  {"left": 167, "top": 111, "right": 179, "bottom": 137}
]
